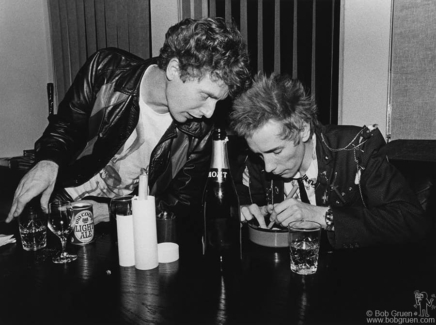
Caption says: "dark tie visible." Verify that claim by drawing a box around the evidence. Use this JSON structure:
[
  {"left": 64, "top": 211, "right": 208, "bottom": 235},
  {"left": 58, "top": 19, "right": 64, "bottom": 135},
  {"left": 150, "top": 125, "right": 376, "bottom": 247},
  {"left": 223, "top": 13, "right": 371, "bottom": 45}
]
[{"left": 296, "top": 178, "right": 310, "bottom": 204}]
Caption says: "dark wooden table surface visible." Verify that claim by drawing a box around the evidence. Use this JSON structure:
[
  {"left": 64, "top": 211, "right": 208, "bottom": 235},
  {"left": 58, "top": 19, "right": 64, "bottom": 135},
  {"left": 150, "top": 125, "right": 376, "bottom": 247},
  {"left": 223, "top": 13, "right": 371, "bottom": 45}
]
[{"left": 0, "top": 167, "right": 435, "bottom": 325}]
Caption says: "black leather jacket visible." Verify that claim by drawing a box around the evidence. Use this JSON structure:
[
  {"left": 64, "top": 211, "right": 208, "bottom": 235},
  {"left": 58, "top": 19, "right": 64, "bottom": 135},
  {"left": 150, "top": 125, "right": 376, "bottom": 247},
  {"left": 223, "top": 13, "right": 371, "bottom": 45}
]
[
  {"left": 35, "top": 48, "right": 213, "bottom": 222},
  {"left": 236, "top": 125, "right": 428, "bottom": 249}
]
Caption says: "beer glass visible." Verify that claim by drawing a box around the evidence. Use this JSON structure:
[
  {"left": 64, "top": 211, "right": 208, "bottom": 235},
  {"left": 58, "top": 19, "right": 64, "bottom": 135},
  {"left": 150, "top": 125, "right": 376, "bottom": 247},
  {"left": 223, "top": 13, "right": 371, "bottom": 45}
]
[{"left": 48, "top": 201, "right": 77, "bottom": 263}]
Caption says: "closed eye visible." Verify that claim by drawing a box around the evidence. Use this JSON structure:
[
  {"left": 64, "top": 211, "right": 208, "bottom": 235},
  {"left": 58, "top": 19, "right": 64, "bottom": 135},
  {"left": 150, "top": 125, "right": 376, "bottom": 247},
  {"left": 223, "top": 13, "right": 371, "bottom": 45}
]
[{"left": 256, "top": 153, "right": 264, "bottom": 161}]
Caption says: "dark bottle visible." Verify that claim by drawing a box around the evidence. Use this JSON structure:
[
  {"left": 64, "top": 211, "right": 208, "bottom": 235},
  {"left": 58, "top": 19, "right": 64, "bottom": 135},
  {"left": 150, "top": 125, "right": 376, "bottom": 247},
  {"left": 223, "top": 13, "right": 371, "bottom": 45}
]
[{"left": 202, "top": 128, "right": 241, "bottom": 266}]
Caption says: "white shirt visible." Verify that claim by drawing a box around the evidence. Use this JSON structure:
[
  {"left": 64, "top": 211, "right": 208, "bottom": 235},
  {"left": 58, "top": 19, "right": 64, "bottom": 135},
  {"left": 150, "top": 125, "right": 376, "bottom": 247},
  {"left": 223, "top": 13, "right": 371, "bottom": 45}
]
[
  {"left": 65, "top": 65, "right": 172, "bottom": 200},
  {"left": 283, "top": 134, "right": 318, "bottom": 205}
]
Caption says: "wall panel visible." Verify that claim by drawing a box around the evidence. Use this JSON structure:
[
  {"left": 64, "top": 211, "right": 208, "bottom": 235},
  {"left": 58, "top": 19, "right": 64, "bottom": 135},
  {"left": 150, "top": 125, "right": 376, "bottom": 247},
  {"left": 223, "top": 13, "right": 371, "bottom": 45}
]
[{"left": 389, "top": 0, "right": 436, "bottom": 140}]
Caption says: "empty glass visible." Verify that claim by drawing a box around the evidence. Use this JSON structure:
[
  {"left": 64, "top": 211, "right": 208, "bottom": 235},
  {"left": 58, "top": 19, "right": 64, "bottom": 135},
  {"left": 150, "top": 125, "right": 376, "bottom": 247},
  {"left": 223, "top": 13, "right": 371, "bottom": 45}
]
[{"left": 48, "top": 201, "right": 77, "bottom": 263}]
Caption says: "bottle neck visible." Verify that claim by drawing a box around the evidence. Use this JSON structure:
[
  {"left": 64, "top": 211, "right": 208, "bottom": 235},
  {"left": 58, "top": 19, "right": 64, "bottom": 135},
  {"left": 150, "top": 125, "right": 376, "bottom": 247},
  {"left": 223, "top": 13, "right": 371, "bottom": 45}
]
[{"left": 210, "top": 138, "right": 230, "bottom": 170}]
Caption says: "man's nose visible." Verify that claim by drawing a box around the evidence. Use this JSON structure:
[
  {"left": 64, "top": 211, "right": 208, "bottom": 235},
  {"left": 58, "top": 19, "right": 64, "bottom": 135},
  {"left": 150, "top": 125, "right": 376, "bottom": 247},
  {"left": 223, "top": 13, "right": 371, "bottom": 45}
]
[
  {"left": 264, "top": 158, "right": 276, "bottom": 173},
  {"left": 200, "top": 100, "right": 217, "bottom": 119}
]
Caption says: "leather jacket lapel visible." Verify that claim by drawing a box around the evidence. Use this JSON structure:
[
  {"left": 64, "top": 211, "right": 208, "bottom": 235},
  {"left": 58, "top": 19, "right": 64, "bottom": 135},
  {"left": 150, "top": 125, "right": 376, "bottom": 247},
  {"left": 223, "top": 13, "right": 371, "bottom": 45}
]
[{"left": 315, "top": 127, "right": 336, "bottom": 206}]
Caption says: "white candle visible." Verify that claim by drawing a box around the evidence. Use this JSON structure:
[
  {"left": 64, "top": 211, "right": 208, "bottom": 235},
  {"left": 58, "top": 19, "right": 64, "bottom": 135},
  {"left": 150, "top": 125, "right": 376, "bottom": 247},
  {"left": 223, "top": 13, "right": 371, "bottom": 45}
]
[
  {"left": 132, "top": 196, "right": 158, "bottom": 270},
  {"left": 116, "top": 214, "right": 135, "bottom": 267}
]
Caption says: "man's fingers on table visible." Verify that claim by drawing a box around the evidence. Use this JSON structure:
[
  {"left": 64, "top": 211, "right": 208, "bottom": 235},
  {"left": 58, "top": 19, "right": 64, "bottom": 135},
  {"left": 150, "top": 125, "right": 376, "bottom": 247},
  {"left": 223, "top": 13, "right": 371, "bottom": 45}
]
[
  {"left": 240, "top": 206, "right": 254, "bottom": 222},
  {"left": 8, "top": 184, "right": 32, "bottom": 221},
  {"left": 40, "top": 185, "right": 56, "bottom": 214},
  {"left": 260, "top": 204, "right": 274, "bottom": 216},
  {"left": 6, "top": 181, "right": 25, "bottom": 221},
  {"left": 248, "top": 206, "right": 267, "bottom": 228},
  {"left": 10, "top": 189, "right": 34, "bottom": 219},
  {"left": 273, "top": 198, "right": 300, "bottom": 215},
  {"left": 267, "top": 210, "right": 278, "bottom": 228},
  {"left": 241, "top": 204, "right": 267, "bottom": 228},
  {"left": 6, "top": 201, "right": 18, "bottom": 222}
]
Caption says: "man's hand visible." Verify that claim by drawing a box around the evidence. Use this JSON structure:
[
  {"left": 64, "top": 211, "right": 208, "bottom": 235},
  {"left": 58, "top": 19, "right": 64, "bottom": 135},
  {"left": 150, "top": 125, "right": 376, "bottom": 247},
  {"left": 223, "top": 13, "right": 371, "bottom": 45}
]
[
  {"left": 6, "top": 160, "right": 59, "bottom": 222},
  {"left": 79, "top": 200, "right": 110, "bottom": 225},
  {"left": 269, "top": 198, "right": 328, "bottom": 228},
  {"left": 240, "top": 203, "right": 274, "bottom": 229}
]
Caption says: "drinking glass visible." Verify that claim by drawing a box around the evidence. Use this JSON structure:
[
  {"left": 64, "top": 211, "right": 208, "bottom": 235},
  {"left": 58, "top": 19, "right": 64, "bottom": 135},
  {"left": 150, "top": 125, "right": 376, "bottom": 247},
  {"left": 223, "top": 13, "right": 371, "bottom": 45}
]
[
  {"left": 288, "top": 220, "right": 321, "bottom": 275},
  {"left": 110, "top": 195, "right": 134, "bottom": 242},
  {"left": 48, "top": 201, "right": 77, "bottom": 263},
  {"left": 18, "top": 205, "right": 47, "bottom": 251},
  {"left": 110, "top": 195, "right": 134, "bottom": 266}
]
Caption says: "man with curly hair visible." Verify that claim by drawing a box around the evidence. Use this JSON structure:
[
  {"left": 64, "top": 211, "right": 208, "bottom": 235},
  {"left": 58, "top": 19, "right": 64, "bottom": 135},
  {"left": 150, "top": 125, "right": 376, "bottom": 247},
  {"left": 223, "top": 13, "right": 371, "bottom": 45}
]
[
  {"left": 231, "top": 73, "right": 428, "bottom": 249},
  {"left": 7, "top": 17, "right": 252, "bottom": 240}
]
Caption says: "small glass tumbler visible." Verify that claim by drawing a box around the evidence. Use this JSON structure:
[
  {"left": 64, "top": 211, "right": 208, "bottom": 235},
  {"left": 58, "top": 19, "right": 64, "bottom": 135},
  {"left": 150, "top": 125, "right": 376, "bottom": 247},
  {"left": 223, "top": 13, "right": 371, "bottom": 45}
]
[
  {"left": 110, "top": 195, "right": 134, "bottom": 267},
  {"left": 157, "top": 211, "right": 177, "bottom": 244},
  {"left": 18, "top": 205, "right": 47, "bottom": 251},
  {"left": 110, "top": 195, "right": 134, "bottom": 242},
  {"left": 288, "top": 220, "right": 321, "bottom": 275}
]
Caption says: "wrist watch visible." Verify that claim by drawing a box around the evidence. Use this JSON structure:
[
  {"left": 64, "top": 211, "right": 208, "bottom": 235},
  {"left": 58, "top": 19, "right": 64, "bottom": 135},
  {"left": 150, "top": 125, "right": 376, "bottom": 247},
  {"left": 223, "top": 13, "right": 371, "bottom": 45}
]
[{"left": 324, "top": 207, "right": 334, "bottom": 231}]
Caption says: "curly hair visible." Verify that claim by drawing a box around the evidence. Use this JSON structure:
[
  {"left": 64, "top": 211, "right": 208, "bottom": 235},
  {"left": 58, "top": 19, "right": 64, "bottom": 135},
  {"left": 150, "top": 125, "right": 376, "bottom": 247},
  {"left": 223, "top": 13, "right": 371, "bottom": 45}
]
[
  {"left": 157, "top": 17, "right": 252, "bottom": 98},
  {"left": 230, "top": 73, "right": 319, "bottom": 144}
]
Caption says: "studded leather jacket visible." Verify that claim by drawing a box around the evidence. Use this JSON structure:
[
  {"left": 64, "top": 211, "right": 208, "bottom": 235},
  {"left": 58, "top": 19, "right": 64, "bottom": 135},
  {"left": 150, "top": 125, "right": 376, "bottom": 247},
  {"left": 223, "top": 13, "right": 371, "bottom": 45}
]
[
  {"left": 235, "top": 125, "right": 428, "bottom": 249},
  {"left": 35, "top": 48, "right": 213, "bottom": 222}
]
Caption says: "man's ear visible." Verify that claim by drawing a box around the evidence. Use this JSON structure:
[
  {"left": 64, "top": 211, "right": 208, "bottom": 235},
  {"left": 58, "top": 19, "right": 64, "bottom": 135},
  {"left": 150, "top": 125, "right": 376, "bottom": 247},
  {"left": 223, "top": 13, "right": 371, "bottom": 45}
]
[
  {"left": 300, "top": 122, "right": 311, "bottom": 143},
  {"left": 166, "top": 58, "right": 180, "bottom": 81}
]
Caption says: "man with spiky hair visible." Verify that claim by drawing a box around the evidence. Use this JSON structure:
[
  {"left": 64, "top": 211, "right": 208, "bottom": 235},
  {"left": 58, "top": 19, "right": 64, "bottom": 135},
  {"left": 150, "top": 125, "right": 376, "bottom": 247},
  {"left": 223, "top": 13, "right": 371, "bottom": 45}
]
[{"left": 231, "top": 73, "right": 428, "bottom": 249}]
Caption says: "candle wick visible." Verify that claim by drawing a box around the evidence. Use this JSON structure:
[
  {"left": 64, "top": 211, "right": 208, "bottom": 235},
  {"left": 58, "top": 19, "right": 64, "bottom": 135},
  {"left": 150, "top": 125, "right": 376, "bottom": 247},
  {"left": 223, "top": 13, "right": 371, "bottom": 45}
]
[{"left": 139, "top": 167, "right": 149, "bottom": 200}]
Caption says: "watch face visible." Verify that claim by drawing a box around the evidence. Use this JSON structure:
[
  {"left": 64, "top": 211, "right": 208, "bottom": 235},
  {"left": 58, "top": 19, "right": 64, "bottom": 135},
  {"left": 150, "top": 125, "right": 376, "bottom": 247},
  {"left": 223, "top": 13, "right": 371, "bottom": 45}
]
[{"left": 325, "top": 209, "right": 334, "bottom": 231}]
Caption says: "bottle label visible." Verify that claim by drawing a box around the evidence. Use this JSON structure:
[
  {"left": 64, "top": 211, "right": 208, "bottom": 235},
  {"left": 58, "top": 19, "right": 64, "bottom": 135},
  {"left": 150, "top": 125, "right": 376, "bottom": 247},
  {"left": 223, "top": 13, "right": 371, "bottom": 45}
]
[{"left": 208, "top": 168, "right": 229, "bottom": 181}]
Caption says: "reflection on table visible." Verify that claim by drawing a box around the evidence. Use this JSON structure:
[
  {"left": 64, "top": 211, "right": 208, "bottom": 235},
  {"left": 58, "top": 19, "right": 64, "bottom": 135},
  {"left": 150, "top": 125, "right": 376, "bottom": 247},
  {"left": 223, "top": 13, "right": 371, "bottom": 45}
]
[{"left": 0, "top": 219, "right": 434, "bottom": 325}]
